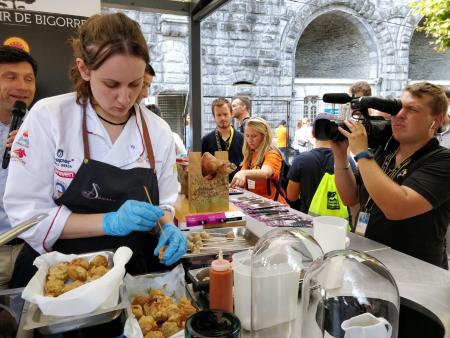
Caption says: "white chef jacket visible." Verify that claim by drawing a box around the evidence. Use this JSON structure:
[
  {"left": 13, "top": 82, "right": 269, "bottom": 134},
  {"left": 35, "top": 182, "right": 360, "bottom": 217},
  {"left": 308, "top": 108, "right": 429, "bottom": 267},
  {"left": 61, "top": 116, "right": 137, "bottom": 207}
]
[{"left": 4, "top": 92, "right": 179, "bottom": 254}]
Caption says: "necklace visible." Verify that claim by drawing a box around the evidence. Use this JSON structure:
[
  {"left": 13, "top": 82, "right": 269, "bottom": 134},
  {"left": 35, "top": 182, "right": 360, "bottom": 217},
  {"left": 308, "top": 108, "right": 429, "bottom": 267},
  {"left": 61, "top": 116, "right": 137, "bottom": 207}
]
[{"left": 96, "top": 112, "right": 131, "bottom": 126}]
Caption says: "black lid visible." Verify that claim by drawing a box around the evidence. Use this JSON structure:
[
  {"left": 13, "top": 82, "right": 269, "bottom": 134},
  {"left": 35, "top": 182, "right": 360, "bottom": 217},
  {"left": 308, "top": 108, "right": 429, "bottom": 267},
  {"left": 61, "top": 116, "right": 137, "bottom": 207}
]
[{"left": 185, "top": 310, "right": 241, "bottom": 338}]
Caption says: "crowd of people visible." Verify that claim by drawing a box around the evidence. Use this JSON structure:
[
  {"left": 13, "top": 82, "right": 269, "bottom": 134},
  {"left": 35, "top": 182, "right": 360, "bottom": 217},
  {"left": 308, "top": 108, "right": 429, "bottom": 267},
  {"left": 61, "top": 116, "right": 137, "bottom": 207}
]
[{"left": 0, "top": 12, "right": 449, "bottom": 302}]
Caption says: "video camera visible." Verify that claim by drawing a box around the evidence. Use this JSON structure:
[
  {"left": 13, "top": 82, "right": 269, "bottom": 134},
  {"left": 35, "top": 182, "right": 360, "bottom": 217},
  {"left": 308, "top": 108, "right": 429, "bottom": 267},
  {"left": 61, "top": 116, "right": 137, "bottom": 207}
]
[{"left": 315, "top": 93, "right": 402, "bottom": 148}]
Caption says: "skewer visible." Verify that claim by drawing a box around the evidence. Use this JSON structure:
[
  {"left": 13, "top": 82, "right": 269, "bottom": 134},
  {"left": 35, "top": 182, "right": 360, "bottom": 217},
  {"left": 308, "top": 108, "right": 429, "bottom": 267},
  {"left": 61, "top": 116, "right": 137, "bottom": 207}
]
[
  {"left": 198, "top": 245, "right": 252, "bottom": 251},
  {"left": 143, "top": 185, "right": 166, "bottom": 239},
  {"left": 200, "top": 238, "right": 247, "bottom": 243}
]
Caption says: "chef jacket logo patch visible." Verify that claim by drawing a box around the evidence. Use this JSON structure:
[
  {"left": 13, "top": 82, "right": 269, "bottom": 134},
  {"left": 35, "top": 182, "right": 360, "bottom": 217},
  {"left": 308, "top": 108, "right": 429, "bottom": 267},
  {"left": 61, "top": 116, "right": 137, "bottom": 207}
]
[
  {"left": 13, "top": 148, "right": 26, "bottom": 158},
  {"left": 55, "top": 182, "right": 66, "bottom": 193},
  {"left": 55, "top": 169, "right": 76, "bottom": 179},
  {"left": 55, "top": 149, "right": 74, "bottom": 168},
  {"left": 16, "top": 131, "right": 29, "bottom": 148},
  {"left": 11, "top": 147, "right": 27, "bottom": 165},
  {"left": 327, "top": 191, "right": 340, "bottom": 210}
]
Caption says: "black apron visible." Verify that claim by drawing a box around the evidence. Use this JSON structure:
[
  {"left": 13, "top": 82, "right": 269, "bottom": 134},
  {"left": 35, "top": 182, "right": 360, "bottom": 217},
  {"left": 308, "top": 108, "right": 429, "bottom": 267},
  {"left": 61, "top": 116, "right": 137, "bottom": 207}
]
[{"left": 10, "top": 106, "right": 165, "bottom": 288}]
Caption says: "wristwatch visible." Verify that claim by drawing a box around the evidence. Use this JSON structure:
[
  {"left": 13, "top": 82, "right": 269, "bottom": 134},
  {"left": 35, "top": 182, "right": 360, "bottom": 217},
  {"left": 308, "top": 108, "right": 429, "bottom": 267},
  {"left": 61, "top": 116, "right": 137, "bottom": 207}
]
[{"left": 354, "top": 149, "right": 374, "bottom": 162}]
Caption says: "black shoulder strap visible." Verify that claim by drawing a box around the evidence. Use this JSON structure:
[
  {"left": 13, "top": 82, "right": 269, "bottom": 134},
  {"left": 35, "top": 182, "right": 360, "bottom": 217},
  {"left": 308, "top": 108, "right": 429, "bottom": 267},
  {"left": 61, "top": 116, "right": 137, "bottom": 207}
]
[
  {"left": 310, "top": 149, "right": 332, "bottom": 175},
  {"left": 267, "top": 152, "right": 287, "bottom": 201}
]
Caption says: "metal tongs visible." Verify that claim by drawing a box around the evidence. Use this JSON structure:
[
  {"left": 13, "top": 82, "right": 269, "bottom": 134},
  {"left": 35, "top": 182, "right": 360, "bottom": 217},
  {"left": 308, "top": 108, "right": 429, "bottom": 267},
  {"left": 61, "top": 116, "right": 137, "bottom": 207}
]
[{"left": 0, "top": 213, "right": 48, "bottom": 246}]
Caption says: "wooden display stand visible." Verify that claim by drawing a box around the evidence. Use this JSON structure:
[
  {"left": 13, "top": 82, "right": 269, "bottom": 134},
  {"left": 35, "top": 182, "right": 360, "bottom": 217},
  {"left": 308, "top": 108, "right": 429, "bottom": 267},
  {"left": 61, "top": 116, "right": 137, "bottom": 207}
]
[{"left": 187, "top": 151, "right": 229, "bottom": 214}]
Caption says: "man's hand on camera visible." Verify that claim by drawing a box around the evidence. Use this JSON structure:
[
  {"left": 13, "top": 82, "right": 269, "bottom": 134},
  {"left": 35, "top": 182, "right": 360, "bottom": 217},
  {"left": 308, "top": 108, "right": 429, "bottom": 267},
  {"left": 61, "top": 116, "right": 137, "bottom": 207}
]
[
  {"left": 330, "top": 138, "right": 349, "bottom": 160},
  {"left": 339, "top": 120, "right": 369, "bottom": 155}
]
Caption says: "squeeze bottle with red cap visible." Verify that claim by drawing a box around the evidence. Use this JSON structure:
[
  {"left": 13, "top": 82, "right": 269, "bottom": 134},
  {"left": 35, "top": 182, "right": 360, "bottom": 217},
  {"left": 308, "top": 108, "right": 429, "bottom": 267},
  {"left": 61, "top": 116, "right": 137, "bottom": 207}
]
[{"left": 209, "top": 249, "right": 233, "bottom": 313}]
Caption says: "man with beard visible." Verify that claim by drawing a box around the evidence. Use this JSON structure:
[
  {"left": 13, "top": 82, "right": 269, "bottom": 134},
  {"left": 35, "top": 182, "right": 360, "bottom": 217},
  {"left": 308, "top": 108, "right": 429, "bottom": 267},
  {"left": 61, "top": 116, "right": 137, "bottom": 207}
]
[
  {"left": 232, "top": 95, "right": 251, "bottom": 133},
  {"left": 202, "top": 97, "right": 244, "bottom": 181}
]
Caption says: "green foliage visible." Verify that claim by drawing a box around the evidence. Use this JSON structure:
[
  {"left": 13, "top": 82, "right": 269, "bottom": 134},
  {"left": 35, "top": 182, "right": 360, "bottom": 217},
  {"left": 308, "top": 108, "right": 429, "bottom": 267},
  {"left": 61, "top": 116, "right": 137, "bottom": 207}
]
[{"left": 409, "top": 0, "right": 450, "bottom": 51}]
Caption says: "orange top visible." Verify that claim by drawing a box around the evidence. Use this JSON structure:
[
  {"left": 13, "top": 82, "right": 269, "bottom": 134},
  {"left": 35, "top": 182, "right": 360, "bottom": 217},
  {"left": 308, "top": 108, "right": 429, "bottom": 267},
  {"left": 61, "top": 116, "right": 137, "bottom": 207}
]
[{"left": 242, "top": 150, "right": 288, "bottom": 205}]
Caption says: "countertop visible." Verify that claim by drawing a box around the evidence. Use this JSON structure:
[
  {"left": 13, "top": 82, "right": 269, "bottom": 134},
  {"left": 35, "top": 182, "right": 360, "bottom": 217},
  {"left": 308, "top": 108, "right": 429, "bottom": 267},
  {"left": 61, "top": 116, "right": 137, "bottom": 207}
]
[{"left": 238, "top": 191, "right": 450, "bottom": 338}]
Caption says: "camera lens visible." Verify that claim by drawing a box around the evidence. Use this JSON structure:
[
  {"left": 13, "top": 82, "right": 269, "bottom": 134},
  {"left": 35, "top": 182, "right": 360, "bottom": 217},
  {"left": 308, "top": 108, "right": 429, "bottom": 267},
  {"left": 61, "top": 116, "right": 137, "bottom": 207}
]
[{"left": 314, "top": 119, "right": 346, "bottom": 141}]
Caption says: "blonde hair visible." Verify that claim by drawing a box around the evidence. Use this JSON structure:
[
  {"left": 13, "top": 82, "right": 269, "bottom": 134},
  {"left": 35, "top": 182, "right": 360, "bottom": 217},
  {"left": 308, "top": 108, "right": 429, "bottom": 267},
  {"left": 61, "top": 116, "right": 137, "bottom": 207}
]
[{"left": 242, "top": 117, "right": 279, "bottom": 168}]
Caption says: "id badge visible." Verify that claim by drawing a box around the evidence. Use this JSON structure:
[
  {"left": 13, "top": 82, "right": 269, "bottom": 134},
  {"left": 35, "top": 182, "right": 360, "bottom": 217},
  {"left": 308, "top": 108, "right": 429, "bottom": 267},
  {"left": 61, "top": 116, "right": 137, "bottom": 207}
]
[
  {"left": 355, "top": 211, "right": 370, "bottom": 236},
  {"left": 247, "top": 179, "right": 256, "bottom": 190}
]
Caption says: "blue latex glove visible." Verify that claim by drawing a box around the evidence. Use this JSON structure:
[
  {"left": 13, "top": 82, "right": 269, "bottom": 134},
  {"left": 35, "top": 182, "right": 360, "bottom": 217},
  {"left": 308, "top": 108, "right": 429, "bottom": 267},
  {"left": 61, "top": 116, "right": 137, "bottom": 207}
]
[
  {"left": 154, "top": 224, "right": 187, "bottom": 266},
  {"left": 102, "top": 200, "right": 164, "bottom": 236}
]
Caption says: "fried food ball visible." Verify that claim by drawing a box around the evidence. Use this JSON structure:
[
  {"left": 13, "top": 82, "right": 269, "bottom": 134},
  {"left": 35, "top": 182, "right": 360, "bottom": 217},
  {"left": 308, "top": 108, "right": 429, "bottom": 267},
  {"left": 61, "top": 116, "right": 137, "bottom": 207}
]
[
  {"left": 88, "top": 265, "right": 108, "bottom": 281},
  {"left": 166, "top": 304, "right": 179, "bottom": 319},
  {"left": 138, "top": 315, "right": 158, "bottom": 336},
  {"left": 166, "top": 304, "right": 182, "bottom": 326},
  {"left": 192, "top": 244, "right": 201, "bottom": 254},
  {"left": 132, "top": 295, "right": 150, "bottom": 307},
  {"left": 148, "top": 289, "right": 165, "bottom": 302},
  {"left": 178, "top": 297, "right": 197, "bottom": 322},
  {"left": 187, "top": 241, "right": 195, "bottom": 252},
  {"left": 161, "top": 321, "right": 180, "bottom": 338},
  {"left": 200, "top": 231, "right": 210, "bottom": 239},
  {"left": 132, "top": 305, "right": 144, "bottom": 319},
  {"left": 70, "top": 258, "right": 89, "bottom": 270},
  {"left": 144, "top": 331, "right": 164, "bottom": 338},
  {"left": 144, "top": 302, "right": 168, "bottom": 322},
  {"left": 47, "top": 264, "right": 69, "bottom": 281},
  {"left": 61, "top": 280, "right": 85, "bottom": 294},
  {"left": 68, "top": 265, "right": 88, "bottom": 281},
  {"left": 44, "top": 279, "right": 64, "bottom": 297},
  {"left": 158, "top": 245, "right": 168, "bottom": 261},
  {"left": 226, "top": 231, "right": 236, "bottom": 239},
  {"left": 192, "top": 233, "right": 202, "bottom": 243},
  {"left": 89, "top": 255, "right": 108, "bottom": 269}
]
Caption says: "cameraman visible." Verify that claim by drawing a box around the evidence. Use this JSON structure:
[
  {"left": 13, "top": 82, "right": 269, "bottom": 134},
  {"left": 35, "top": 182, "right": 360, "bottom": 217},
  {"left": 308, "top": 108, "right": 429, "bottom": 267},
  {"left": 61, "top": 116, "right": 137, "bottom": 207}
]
[{"left": 332, "top": 82, "right": 450, "bottom": 269}]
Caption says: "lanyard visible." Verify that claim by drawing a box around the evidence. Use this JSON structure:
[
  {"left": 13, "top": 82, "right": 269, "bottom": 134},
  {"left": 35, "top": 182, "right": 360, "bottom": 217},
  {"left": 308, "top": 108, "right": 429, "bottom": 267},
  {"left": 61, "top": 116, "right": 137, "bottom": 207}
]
[
  {"left": 362, "top": 147, "right": 411, "bottom": 212},
  {"left": 215, "top": 127, "right": 234, "bottom": 151}
]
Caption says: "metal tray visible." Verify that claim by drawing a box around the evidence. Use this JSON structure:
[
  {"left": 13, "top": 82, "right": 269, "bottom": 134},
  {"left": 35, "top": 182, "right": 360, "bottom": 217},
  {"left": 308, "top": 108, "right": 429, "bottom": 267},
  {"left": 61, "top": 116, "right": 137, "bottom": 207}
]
[
  {"left": 186, "top": 267, "right": 210, "bottom": 292},
  {"left": 182, "top": 227, "right": 257, "bottom": 271},
  {"left": 23, "top": 285, "right": 126, "bottom": 334},
  {"left": 22, "top": 250, "right": 124, "bottom": 335},
  {"left": 183, "top": 226, "right": 257, "bottom": 258}
]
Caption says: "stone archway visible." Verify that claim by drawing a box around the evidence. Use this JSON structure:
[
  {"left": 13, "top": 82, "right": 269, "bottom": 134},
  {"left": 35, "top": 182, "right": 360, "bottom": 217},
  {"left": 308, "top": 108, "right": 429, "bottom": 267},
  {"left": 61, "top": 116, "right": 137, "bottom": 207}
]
[
  {"left": 295, "top": 10, "right": 378, "bottom": 80},
  {"left": 407, "top": 18, "right": 450, "bottom": 82},
  {"left": 281, "top": 0, "right": 396, "bottom": 95}
]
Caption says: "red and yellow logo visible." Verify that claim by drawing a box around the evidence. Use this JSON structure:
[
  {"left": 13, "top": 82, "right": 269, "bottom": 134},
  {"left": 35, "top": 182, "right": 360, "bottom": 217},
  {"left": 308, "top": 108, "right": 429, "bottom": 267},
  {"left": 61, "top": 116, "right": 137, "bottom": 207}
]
[{"left": 3, "top": 37, "right": 30, "bottom": 53}]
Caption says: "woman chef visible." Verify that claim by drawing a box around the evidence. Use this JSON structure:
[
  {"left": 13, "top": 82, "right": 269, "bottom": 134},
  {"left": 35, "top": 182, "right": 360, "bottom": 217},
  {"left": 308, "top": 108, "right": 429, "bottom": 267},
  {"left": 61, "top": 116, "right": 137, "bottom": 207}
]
[{"left": 4, "top": 13, "right": 186, "bottom": 287}]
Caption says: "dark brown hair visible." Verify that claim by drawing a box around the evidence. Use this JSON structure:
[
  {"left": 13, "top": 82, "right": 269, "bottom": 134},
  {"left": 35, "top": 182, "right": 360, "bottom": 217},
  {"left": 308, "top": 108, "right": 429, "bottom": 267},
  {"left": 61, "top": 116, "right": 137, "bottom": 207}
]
[
  {"left": 405, "top": 82, "right": 448, "bottom": 118},
  {"left": 211, "top": 97, "right": 232, "bottom": 116},
  {"left": 70, "top": 12, "right": 149, "bottom": 105}
]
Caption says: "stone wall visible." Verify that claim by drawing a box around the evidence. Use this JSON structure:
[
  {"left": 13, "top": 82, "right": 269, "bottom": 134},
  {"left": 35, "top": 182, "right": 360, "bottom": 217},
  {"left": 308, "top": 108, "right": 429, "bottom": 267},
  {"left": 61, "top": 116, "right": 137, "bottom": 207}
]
[{"left": 103, "top": 0, "right": 449, "bottom": 135}]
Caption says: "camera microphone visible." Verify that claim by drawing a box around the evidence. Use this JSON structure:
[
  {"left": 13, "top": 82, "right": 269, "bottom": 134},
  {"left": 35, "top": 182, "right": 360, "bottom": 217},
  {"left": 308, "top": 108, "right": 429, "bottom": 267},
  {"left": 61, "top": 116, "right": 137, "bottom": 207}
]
[
  {"left": 322, "top": 93, "right": 353, "bottom": 104},
  {"left": 353, "top": 96, "right": 402, "bottom": 116},
  {"left": 2, "top": 100, "right": 27, "bottom": 169}
]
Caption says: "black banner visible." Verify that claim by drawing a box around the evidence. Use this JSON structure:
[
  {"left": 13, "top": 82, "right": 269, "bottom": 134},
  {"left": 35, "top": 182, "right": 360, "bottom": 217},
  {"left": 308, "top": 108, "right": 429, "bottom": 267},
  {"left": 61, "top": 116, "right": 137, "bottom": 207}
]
[{"left": 0, "top": 8, "right": 87, "bottom": 102}]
